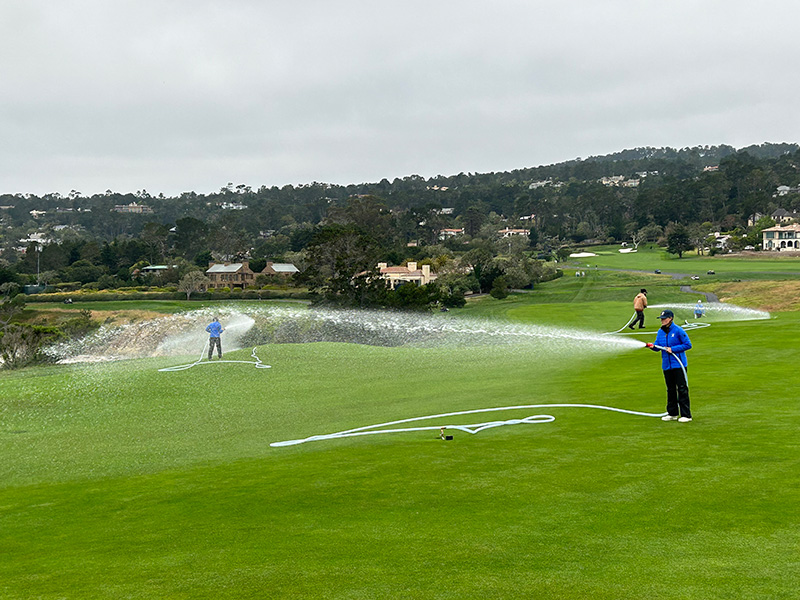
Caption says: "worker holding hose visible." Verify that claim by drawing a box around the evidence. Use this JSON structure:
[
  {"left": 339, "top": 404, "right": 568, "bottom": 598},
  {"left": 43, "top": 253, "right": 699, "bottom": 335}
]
[
  {"left": 646, "top": 309, "right": 693, "bottom": 422},
  {"left": 629, "top": 288, "right": 647, "bottom": 329},
  {"left": 205, "top": 316, "right": 224, "bottom": 360}
]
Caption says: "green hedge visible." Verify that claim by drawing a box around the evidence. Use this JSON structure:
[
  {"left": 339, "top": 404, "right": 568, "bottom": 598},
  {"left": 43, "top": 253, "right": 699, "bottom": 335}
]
[
  {"left": 25, "top": 289, "right": 313, "bottom": 303},
  {"left": 539, "top": 269, "right": 563, "bottom": 283}
]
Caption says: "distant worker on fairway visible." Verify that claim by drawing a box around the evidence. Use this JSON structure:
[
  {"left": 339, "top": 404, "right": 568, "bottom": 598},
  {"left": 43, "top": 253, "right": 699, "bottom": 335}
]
[
  {"left": 206, "top": 316, "right": 224, "bottom": 360},
  {"left": 629, "top": 288, "right": 648, "bottom": 329},
  {"left": 646, "top": 309, "right": 693, "bottom": 422},
  {"left": 694, "top": 299, "right": 705, "bottom": 319}
]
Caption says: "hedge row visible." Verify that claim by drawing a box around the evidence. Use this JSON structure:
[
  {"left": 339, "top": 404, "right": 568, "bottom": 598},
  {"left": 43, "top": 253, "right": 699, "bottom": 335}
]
[
  {"left": 539, "top": 269, "right": 564, "bottom": 283},
  {"left": 26, "top": 289, "right": 313, "bottom": 303}
]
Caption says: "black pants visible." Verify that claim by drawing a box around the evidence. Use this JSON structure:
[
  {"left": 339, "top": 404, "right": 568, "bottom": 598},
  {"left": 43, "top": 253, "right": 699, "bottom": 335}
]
[
  {"left": 208, "top": 336, "right": 222, "bottom": 359},
  {"left": 663, "top": 367, "right": 691, "bottom": 418},
  {"left": 631, "top": 310, "right": 645, "bottom": 328}
]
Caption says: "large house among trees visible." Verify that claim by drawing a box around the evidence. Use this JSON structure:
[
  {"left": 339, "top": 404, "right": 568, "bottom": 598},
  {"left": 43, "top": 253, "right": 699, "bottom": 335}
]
[
  {"left": 205, "top": 262, "right": 257, "bottom": 289},
  {"left": 377, "top": 262, "right": 437, "bottom": 289},
  {"left": 205, "top": 261, "right": 300, "bottom": 289},
  {"left": 770, "top": 208, "right": 800, "bottom": 224},
  {"left": 761, "top": 224, "right": 800, "bottom": 251}
]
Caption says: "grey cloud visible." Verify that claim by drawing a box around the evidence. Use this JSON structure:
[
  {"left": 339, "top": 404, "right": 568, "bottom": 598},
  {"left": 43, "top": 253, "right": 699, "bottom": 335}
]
[{"left": 1, "top": 0, "right": 799, "bottom": 195}]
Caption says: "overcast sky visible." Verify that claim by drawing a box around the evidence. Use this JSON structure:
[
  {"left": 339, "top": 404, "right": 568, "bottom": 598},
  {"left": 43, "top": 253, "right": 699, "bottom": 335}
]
[{"left": 2, "top": 0, "right": 799, "bottom": 196}]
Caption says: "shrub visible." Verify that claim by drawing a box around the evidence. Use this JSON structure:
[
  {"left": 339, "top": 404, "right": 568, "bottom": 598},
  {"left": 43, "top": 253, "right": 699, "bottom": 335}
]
[{"left": 490, "top": 276, "right": 509, "bottom": 299}]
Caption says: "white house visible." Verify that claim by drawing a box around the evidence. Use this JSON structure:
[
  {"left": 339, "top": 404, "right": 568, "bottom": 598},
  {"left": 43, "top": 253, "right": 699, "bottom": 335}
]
[
  {"left": 762, "top": 223, "right": 800, "bottom": 251},
  {"left": 113, "top": 202, "right": 154, "bottom": 214},
  {"left": 713, "top": 233, "right": 732, "bottom": 250},
  {"left": 140, "top": 264, "right": 178, "bottom": 275},
  {"left": 529, "top": 180, "right": 552, "bottom": 189},
  {"left": 438, "top": 228, "right": 465, "bottom": 240},
  {"left": 775, "top": 185, "right": 800, "bottom": 197},
  {"left": 498, "top": 228, "right": 530, "bottom": 238}
]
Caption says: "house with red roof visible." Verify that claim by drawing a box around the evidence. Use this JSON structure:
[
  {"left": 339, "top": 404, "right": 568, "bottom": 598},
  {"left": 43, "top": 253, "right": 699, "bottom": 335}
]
[{"left": 376, "top": 262, "right": 437, "bottom": 289}]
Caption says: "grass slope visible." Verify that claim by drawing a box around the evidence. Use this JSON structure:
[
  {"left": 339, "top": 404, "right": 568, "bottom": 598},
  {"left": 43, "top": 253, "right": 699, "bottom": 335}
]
[
  {"left": 1, "top": 274, "right": 799, "bottom": 599},
  {"left": 569, "top": 244, "right": 800, "bottom": 278}
]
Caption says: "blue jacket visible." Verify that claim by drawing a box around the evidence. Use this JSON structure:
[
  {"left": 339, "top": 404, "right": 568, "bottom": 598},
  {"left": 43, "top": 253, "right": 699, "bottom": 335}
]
[
  {"left": 206, "top": 321, "right": 223, "bottom": 337},
  {"left": 653, "top": 323, "right": 691, "bottom": 370}
]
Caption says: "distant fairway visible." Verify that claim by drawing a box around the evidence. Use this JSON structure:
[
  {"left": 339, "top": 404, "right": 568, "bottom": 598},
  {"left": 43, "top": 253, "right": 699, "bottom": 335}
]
[
  {"left": 568, "top": 244, "right": 800, "bottom": 278},
  {"left": 2, "top": 271, "right": 799, "bottom": 599}
]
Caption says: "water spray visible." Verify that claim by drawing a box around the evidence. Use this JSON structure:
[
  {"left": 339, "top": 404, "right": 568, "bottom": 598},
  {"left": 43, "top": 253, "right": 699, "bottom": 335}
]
[{"left": 47, "top": 306, "right": 644, "bottom": 364}]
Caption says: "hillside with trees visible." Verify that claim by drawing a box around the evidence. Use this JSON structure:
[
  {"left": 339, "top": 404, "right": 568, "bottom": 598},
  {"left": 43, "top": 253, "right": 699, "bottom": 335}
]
[{"left": 1, "top": 142, "right": 799, "bottom": 310}]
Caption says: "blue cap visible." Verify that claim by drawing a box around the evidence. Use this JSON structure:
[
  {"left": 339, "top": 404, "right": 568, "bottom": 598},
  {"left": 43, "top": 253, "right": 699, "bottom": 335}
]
[{"left": 658, "top": 309, "right": 674, "bottom": 319}]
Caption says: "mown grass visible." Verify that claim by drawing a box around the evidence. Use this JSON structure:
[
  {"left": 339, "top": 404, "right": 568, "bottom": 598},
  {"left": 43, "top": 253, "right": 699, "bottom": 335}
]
[
  {"left": 569, "top": 244, "right": 800, "bottom": 276},
  {"left": 1, "top": 269, "right": 799, "bottom": 599}
]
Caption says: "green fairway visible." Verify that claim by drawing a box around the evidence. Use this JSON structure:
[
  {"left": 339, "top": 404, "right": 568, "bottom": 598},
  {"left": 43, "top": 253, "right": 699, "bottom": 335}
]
[
  {"left": 568, "top": 244, "right": 800, "bottom": 278},
  {"left": 2, "top": 274, "right": 799, "bottom": 598}
]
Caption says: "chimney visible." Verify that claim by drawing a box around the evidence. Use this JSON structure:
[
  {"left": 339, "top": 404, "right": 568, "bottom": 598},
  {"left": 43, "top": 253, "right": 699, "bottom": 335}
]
[
  {"left": 407, "top": 261, "right": 417, "bottom": 271},
  {"left": 378, "top": 262, "right": 387, "bottom": 270},
  {"left": 422, "top": 264, "right": 430, "bottom": 278}
]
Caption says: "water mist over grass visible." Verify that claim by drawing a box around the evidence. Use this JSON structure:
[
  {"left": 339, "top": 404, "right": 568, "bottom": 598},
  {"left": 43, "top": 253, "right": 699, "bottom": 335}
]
[
  {"left": 649, "top": 303, "right": 770, "bottom": 322},
  {"left": 45, "top": 306, "right": 644, "bottom": 364}
]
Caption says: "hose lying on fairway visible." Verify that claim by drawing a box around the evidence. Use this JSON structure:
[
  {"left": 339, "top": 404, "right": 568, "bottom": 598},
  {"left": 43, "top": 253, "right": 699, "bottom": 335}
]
[
  {"left": 604, "top": 311, "right": 638, "bottom": 335},
  {"left": 270, "top": 403, "right": 668, "bottom": 447},
  {"left": 158, "top": 340, "right": 271, "bottom": 372}
]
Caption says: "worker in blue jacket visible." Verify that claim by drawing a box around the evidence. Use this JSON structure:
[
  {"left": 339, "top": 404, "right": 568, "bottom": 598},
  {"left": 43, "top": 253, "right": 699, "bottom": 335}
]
[
  {"left": 646, "top": 309, "right": 693, "bottom": 422},
  {"left": 205, "top": 316, "right": 224, "bottom": 360}
]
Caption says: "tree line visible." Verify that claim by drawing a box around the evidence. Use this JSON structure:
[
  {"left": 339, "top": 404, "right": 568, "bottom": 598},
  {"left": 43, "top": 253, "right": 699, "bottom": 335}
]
[{"left": 0, "top": 143, "right": 798, "bottom": 301}]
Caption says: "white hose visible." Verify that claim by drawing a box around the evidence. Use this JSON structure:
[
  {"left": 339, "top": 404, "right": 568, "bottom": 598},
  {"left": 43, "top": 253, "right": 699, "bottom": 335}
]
[
  {"left": 270, "top": 403, "right": 668, "bottom": 447},
  {"left": 650, "top": 344, "right": 688, "bottom": 384},
  {"left": 604, "top": 312, "right": 638, "bottom": 334},
  {"left": 158, "top": 339, "right": 271, "bottom": 372}
]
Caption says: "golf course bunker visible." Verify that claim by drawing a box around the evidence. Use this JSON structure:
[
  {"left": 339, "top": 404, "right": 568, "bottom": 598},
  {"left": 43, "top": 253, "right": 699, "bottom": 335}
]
[{"left": 46, "top": 306, "right": 644, "bottom": 364}]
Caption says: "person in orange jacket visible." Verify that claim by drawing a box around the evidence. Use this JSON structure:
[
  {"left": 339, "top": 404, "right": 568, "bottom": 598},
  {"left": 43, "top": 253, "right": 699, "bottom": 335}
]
[{"left": 629, "top": 288, "right": 647, "bottom": 329}]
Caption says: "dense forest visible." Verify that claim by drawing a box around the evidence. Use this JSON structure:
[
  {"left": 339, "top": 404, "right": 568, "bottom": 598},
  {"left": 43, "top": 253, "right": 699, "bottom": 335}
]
[{"left": 1, "top": 142, "right": 799, "bottom": 303}]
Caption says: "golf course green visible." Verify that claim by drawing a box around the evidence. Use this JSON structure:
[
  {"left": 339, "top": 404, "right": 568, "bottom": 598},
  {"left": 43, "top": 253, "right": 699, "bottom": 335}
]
[{"left": 1, "top": 255, "right": 798, "bottom": 599}]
